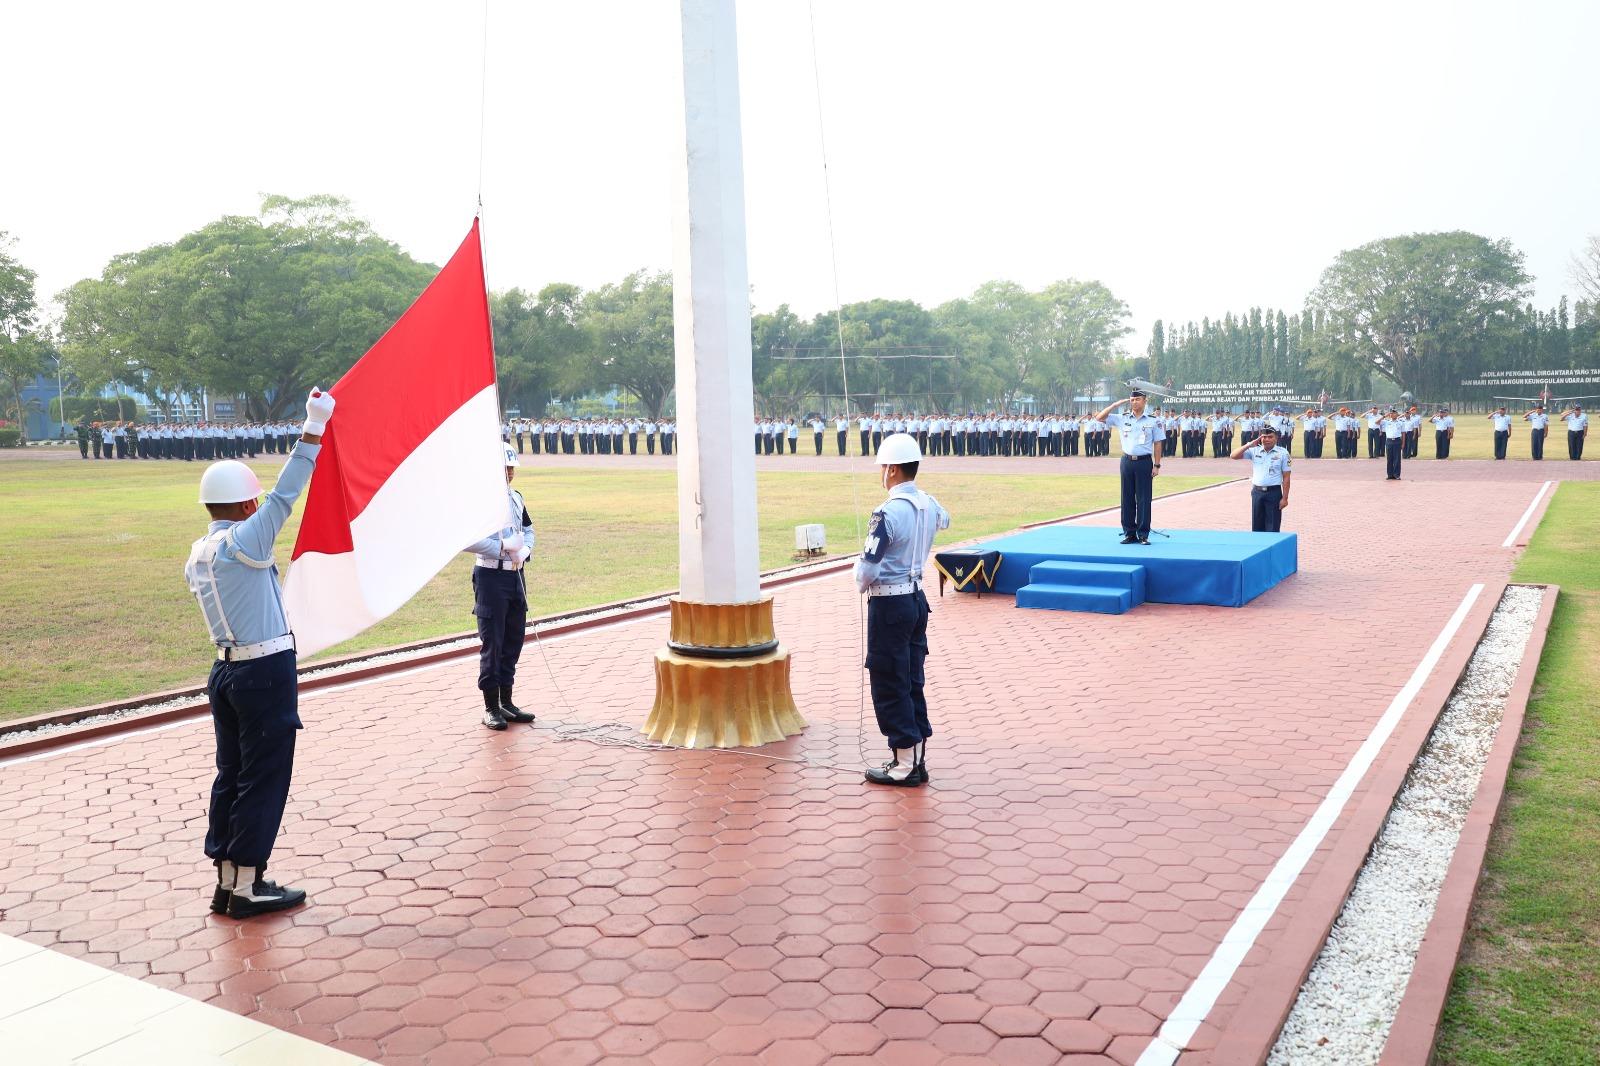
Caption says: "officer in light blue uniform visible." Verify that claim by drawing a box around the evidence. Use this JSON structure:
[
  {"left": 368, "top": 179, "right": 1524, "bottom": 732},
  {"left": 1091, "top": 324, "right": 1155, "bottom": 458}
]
[
  {"left": 1487, "top": 407, "right": 1512, "bottom": 460},
  {"left": 184, "top": 388, "right": 333, "bottom": 919},
  {"left": 1232, "top": 425, "right": 1291, "bottom": 532},
  {"left": 1095, "top": 389, "right": 1165, "bottom": 544},
  {"left": 1523, "top": 403, "right": 1549, "bottom": 460},
  {"left": 1380, "top": 407, "right": 1407, "bottom": 479},
  {"left": 464, "top": 444, "right": 538, "bottom": 730},
  {"left": 855, "top": 432, "right": 950, "bottom": 787},
  {"left": 1563, "top": 405, "right": 1588, "bottom": 460}
]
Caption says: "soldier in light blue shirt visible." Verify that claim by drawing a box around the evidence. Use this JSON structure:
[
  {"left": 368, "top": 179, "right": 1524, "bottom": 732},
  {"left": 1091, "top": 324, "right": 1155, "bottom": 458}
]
[
  {"left": 184, "top": 388, "right": 333, "bottom": 920},
  {"left": 1380, "top": 408, "right": 1408, "bottom": 479},
  {"left": 464, "top": 444, "right": 538, "bottom": 730},
  {"left": 1562, "top": 405, "right": 1588, "bottom": 460},
  {"left": 1487, "top": 406, "right": 1512, "bottom": 460},
  {"left": 1429, "top": 408, "right": 1455, "bottom": 459},
  {"left": 855, "top": 433, "right": 950, "bottom": 787},
  {"left": 1523, "top": 403, "right": 1550, "bottom": 460},
  {"left": 1096, "top": 390, "right": 1165, "bottom": 543},
  {"left": 1231, "top": 424, "right": 1291, "bottom": 531}
]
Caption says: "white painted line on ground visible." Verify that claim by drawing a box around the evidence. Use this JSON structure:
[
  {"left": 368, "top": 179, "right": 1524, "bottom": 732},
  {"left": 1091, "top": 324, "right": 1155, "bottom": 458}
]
[
  {"left": 1133, "top": 582, "right": 1485, "bottom": 1066},
  {"left": 1501, "top": 480, "right": 1553, "bottom": 548}
]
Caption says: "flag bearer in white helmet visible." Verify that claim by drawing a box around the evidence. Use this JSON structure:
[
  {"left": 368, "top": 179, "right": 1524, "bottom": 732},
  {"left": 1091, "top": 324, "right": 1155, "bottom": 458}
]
[
  {"left": 184, "top": 387, "right": 335, "bottom": 919},
  {"left": 462, "top": 444, "right": 537, "bottom": 731},
  {"left": 853, "top": 432, "right": 951, "bottom": 787}
]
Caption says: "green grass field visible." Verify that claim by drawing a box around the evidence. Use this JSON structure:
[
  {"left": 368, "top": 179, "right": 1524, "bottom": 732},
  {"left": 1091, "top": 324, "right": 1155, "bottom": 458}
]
[
  {"left": 1436, "top": 481, "right": 1600, "bottom": 1065},
  {"left": 0, "top": 456, "right": 1223, "bottom": 721}
]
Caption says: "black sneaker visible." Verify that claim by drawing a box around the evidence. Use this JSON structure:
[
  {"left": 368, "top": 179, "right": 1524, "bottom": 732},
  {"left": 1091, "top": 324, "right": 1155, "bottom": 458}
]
[
  {"left": 865, "top": 761, "right": 923, "bottom": 787},
  {"left": 210, "top": 886, "right": 230, "bottom": 915},
  {"left": 482, "top": 690, "right": 509, "bottom": 731},
  {"left": 226, "top": 878, "right": 307, "bottom": 919}
]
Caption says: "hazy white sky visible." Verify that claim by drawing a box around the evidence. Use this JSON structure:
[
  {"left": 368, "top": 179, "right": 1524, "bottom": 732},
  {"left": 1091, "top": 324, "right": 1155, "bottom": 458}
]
[{"left": 5, "top": 0, "right": 1596, "bottom": 354}]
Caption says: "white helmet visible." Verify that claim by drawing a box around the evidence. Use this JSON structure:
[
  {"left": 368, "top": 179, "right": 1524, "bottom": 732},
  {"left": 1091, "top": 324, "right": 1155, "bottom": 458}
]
[
  {"left": 198, "top": 460, "right": 263, "bottom": 504},
  {"left": 876, "top": 432, "right": 922, "bottom": 465},
  {"left": 503, "top": 444, "right": 520, "bottom": 468}
]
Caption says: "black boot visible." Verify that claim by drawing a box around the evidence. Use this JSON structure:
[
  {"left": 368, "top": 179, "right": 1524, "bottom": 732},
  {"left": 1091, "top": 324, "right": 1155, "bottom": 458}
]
[
  {"left": 912, "top": 740, "right": 930, "bottom": 785},
  {"left": 498, "top": 685, "right": 534, "bottom": 724},
  {"left": 482, "top": 688, "right": 508, "bottom": 731}
]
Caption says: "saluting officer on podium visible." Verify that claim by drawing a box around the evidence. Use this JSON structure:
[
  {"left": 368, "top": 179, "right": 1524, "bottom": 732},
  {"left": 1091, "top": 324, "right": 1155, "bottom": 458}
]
[
  {"left": 185, "top": 387, "right": 334, "bottom": 919},
  {"left": 464, "top": 444, "right": 538, "bottom": 731},
  {"left": 1094, "top": 389, "right": 1164, "bottom": 545},
  {"left": 855, "top": 432, "right": 950, "bottom": 788}
]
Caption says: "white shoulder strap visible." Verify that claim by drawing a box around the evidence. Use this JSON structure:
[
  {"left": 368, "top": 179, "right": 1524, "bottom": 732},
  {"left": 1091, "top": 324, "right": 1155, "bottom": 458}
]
[{"left": 226, "top": 527, "right": 275, "bottom": 570}]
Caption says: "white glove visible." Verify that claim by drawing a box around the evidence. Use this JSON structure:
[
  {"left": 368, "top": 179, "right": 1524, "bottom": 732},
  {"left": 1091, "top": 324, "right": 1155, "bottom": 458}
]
[
  {"left": 500, "top": 537, "right": 520, "bottom": 559},
  {"left": 303, "top": 388, "right": 336, "bottom": 436},
  {"left": 517, "top": 544, "right": 532, "bottom": 563}
]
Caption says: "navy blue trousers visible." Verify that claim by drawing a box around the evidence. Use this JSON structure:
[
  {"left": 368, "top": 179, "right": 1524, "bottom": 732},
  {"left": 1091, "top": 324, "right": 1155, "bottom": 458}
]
[
  {"left": 1119, "top": 454, "right": 1154, "bottom": 539},
  {"left": 1386, "top": 438, "right": 1403, "bottom": 478},
  {"left": 1251, "top": 486, "right": 1283, "bottom": 532},
  {"left": 474, "top": 566, "right": 527, "bottom": 691},
  {"left": 205, "top": 649, "right": 300, "bottom": 869},
  {"left": 866, "top": 590, "right": 932, "bottom": 752}
]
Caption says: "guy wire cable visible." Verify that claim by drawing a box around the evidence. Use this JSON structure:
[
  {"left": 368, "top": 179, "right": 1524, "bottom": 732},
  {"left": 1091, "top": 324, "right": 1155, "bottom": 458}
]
[{"left": 806, "top": 0, "right": 875, "bottom": 771}]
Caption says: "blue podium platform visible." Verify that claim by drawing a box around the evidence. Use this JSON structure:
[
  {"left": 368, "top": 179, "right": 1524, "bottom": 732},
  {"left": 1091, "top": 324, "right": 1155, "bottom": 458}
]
[{"left": 967, "top": 527, "right": 1297, "bottom": 609}]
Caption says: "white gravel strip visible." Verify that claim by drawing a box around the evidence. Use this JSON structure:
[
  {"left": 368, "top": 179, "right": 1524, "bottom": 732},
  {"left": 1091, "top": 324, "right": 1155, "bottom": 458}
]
[{"left": 1267, "top": 584, "right": 1543, "bottom": 1065}]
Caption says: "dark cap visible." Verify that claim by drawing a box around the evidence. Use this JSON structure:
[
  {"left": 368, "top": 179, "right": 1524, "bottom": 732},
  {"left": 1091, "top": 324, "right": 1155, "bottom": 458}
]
[
  {"left": 1259, "top": 424, "right": 1278, "bottom": 435},
  {"left": 1129, "top": 388, "right": 1146, "bottom": 398}
]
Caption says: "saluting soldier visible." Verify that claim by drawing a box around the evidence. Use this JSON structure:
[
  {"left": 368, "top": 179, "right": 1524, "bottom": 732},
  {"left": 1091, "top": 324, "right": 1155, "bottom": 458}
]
[
  {"left": 1380, "top": 407, "right": 1407, "bottom": 480},
  {"left": 1232, "top": 424, "right": 1291, "bottom": 532},
  {"left": 1430, "top": 408, "right": 1454, "bottom": 459},
  {"left": 1562, "top": 405, "right": 1588, "bottom": 460},
  {"left": 184, "top": 387, "right": 333, "bottom": 919},
  {"left": 75, "top": 421, "right": 90, "bottom": 459},
  {"left": 1524, "top": 403, "right": 1550, "bottom": 460},
  {"left": 1365, "top": 406, "right": 1383, "bottom": 458},
  {"left": 1095, "top": 389, "right": 1164, "bottom": 545},
  {"left": 854, "top": 432, "right": 950, "bottom": 787},
  {"left": 1487, "top": 407, "right": 1512, "bottom": 460}
]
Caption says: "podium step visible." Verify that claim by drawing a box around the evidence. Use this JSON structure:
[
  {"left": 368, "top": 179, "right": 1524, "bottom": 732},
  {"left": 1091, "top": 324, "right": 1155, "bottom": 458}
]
[
  {"left": 1015, "top": 582, "right": 1133, "bottom": 614},
  {"left": 1026, "top": 561, "right": 1147, "bottom": 606}
]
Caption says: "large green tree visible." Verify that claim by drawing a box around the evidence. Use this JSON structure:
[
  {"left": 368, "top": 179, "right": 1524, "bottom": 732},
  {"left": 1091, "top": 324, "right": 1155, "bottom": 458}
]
[
  {"left": 574, "top": 271, "right": 676, "bottom": 419},
  {"left": 59, "top": 195, "right": 438, "bottom": 418},
  {"left": 492, "top": 282, "right": 585, "bottom": 416},
  {"left": 1308, "top": 231, "right": 1531, "bottom": 395},
  {"left": 0, "top": 232, "right": 44, "bottom": 438}
]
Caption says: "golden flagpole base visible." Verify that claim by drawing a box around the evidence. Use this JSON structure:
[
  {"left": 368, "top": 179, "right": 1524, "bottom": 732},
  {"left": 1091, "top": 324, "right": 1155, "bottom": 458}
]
[{"left": 644, "top": 596, "right": 805, "bottom": 749}]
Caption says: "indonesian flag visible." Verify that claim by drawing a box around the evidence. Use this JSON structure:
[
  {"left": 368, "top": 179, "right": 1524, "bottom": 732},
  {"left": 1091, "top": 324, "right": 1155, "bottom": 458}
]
[{"left": 282, "top": 221, "right": 507, "bottom": 657}]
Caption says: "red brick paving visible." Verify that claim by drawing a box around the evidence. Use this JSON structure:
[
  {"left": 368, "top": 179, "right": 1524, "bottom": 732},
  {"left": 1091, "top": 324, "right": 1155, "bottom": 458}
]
[{"left": 0, "top": 464, "right": 1568, "bottom": 1064}]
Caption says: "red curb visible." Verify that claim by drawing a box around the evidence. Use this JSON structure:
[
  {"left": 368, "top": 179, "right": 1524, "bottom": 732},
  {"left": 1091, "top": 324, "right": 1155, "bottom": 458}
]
[
  {"left": 1, "top": 479, "right": 1240, "bottom": 761},
  {"left": 1379, "top": 582, "right": 1560, "bottom": 1065},
  {"left": 1204, "top": 579, "right": 1509, "bottom": 1065}
]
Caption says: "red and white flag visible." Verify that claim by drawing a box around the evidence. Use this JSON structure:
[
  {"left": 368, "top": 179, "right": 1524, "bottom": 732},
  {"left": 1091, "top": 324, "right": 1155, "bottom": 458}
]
[{"left": 283, "top": 221, "right": 507, "bottom": 657}]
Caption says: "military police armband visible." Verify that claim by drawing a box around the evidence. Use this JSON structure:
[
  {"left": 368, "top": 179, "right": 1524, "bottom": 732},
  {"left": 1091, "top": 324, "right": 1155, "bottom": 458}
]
[{"left": 862, "top": 510, "right": 888, "bottom": 563}]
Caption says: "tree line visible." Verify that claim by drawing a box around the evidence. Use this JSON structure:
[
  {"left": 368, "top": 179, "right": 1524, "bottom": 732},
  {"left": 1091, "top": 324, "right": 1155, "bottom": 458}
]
[
  {"left": 4, "top": 199, "right": 1597, "bottom": 439},
  {"left": 1150, "top": 232, "right": 1600, "bottom": 406}
]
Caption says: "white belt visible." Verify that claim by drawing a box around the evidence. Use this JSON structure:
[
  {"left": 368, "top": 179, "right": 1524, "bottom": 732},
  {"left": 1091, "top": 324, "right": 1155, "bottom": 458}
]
[
  {"left": 867, "top": 579, "right": 921, "bottom": 598},
  {"left": 217, "top": 634, "right": 295, "bottom": 661},
  {"left": 476, "top": 557, "right": 523, "bottom": 571}
]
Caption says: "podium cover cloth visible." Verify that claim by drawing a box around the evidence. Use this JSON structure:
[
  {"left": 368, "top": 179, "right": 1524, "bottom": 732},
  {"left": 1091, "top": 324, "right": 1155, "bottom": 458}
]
[
  {"left": 282, "top": 221, "right": 506, "bottom": 657},
  {"left": 933, "top": 549, "right": 1002, "bottom": 595}
]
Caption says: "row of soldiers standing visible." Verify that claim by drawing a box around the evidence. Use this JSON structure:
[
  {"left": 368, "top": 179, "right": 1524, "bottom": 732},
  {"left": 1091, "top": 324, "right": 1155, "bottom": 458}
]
[
  {"left": 75, "top": 422, "right": 301, "bottom": 461},
  {"left": 503, "top": 417, "right": 678, "bottom": 456}
]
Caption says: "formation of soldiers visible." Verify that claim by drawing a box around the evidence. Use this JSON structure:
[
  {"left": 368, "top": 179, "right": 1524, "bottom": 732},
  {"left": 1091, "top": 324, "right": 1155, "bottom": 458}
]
[
  {"left": 502, "top": 417, "right": 679, "bottom": 456},
  {"left": 74, "top": 421, "right": 301, "bottom": 461}
]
